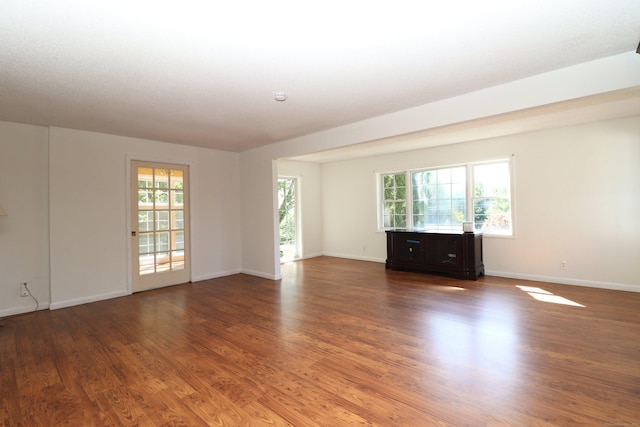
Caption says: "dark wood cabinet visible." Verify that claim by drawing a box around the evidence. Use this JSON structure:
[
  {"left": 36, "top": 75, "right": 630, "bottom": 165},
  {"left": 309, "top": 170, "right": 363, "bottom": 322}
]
[{"left": 386, "top": 230, "right": 484, "bottom": 280}]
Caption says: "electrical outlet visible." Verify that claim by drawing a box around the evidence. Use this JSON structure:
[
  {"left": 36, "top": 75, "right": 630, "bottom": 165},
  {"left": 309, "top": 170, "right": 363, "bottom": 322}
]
[
  {"left": 561, "top": 260, "right": 567, "bottom": 270},
  {"left": 21, "top": 283, "right": 29, "bottom": 297}
]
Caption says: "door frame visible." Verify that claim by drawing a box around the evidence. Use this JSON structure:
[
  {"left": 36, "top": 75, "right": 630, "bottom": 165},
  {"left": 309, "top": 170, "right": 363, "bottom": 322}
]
[{"left": 125, "top": 156, "right": 194, "bottom": 294}]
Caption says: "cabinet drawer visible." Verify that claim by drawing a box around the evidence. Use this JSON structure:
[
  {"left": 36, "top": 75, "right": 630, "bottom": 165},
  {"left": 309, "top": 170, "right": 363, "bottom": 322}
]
[
  {"left": 395, "top": 237, "right": 424, "bottom": 264},
  {"left": 425, "top": 236, "right": 461, "bottom": 269}
]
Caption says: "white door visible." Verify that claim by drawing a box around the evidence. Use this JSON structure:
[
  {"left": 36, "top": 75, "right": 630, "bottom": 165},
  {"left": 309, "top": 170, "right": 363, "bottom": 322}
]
[{"left": 131, "top": 161, "right": 190, "bottom": 292}]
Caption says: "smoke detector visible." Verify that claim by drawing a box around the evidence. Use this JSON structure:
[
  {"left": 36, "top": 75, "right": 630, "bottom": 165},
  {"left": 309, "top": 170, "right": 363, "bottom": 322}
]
[{"left": 274, "top": 91, "right": 287, "bottom": 102}]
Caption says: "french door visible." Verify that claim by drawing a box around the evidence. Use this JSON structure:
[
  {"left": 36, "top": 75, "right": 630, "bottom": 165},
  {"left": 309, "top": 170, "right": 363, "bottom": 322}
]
[{"left": 131, "top": 161, "right": 190, "bottom": 292}]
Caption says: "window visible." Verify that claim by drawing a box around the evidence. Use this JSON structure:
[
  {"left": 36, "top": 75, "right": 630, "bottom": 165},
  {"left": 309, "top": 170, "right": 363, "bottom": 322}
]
[
  {"left": 382, "top": 173, "right": 407, "bottom": 228},
  {"left": 473, "top": 162, "right": 512, "bottom": 235},
  {"left": 412, "top": 166, "right": 466, "bottom": 231},
  {"left": 378, "top": 159, "right": 513, "bottom": 236}
]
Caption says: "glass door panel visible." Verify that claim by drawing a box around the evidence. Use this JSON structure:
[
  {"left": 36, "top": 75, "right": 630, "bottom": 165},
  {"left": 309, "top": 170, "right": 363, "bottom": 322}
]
[{"left": 132, "top": 161, "right": 190, "bottom": 292}]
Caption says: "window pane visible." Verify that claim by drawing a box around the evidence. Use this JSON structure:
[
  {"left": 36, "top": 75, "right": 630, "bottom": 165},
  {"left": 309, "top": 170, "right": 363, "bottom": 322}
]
[
  {"left": 138, "top": 211, "right": 153, "bottom": 232},
  {"left": 139, "top": 254, "right": 155, "bottom": 275},
  {"left": 139, "top": 233, "right": 153, "bottom": 254},
  {"left": 138, "top": 167, "right": 153, "bottom": 188},
  {"left": 437, "top": 184, "right": 451, "bottom": 198},
  {"left": 412, "top": 171, "right": 422, "bottom": 186},
  {"left": 437, "top": 168, "right": 451, "bottom": 184},
  {"left": 156, "top": 189, "right": 169, "bottom": 206},
  {"left": 424, "top": 171, "right": 436, "bottom": 185},
  {"left": 452, "top": 199, "right": 466, "bottom": 224},
  {"left": 173, "top": 230, "right": 184, "bottom": 250},
  {"left": 172, "top": 211, "right": 184, "bottom": 230},
  {"left": 452, "top": 183, "right": 465, "bottom": 199},
  {"left": 474, "top": 198, "right": 488, "bottom": 214},
  {"left": 138, "top": 189, "right": 153, "bottom": 206},
  {"left": 384, "top": 188, "right": 396, "bottom": 200},
  {"left": 453, "top": 198, "right": 465, "bottom": 208},
  {"left": 156, "top": 252, "right": 170, "bottom": 272},
  {"left": 155, "top": 169, "right": 169, "bottom": 188},
  {"left": 170, "top": 170, "right": 183, "bottom": 189},
  {"left": 156, "top": 211, "right": 170, "bottom": 230},
  {"left": 156, "top": 232, "right": 170, "bottom": 252},
  {"left": 475, "top": 163, "right": 510, "bottom": 196},
  {"left": 171, "top": 250, "right": 184, "bottom": 271},
  {"left": 451, "top": 167, "right": 466, "bottom": 183},
  {"left": 383, "top": 175, "right": 394, "bottom": 188},
  {"left": 412, "top": 186, "right": 421, "bottom": 201},
  {"left": 437, "top": 215, "right": 451, "bottom": 226},
  {"left": 437, "top": 199, "right": 451, "bottom": 211},
  {"left": 425, "top": 184, "right": 436, "bottom": 199},
  {"left": 473, "top": 161, "right": 512, "bottom": 235},
  {"left": 171, "top": 190, "right": 183, "bottom": 208}
]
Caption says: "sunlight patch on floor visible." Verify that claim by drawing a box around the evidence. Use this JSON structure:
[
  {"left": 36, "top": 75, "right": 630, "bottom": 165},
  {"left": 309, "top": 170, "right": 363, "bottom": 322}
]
[{"left": 516, "top": 285, "right": 585, "bottom": 307}]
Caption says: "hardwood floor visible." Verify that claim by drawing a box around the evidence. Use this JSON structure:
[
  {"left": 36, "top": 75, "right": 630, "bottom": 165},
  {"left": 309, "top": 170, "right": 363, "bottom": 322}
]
[{"left": 1, "top": 256, "right": 639, "bottom": 426}]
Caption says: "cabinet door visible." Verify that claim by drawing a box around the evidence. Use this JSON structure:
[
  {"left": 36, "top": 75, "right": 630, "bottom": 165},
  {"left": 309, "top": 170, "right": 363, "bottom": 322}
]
[
  {"left": 425, "top": 235, "right": 461, "bottom": 269},
  {"left": 395, "top": 235, "right": 424, "bottom": 265}
]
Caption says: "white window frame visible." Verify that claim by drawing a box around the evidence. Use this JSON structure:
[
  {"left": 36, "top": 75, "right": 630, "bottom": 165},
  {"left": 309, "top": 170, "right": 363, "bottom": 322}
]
[{"left": 377, "top": 157, "right": 514, "bottom": 237}]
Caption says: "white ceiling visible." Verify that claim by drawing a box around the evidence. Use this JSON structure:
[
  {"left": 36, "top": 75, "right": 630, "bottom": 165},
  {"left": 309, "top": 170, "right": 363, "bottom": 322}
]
[{"left": 1, "top": 0, "right": 639, "bottom": 153}]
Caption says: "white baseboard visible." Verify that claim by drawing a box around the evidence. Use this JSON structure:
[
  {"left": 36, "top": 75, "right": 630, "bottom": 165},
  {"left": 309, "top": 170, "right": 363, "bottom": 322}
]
[
  {"left": 49, "top": 289, "right": 130, "bottom": 310},
  {"left": 485, "top": 270, "right": 640, "bottom": 293},
  {"left": 241, "top": 269, "right": 281, "bottom": 281},
  {"left": 0, "top": 303, "right": 51, "bottom": 318},
  {"left": 297, "top": 252, "right": 324, "bottom": 260},
  {"left": 192, "top": 269, "right": 242, "bottom": 283},
  {"left": 194, "top": 269, "right": 280, "bottom": 283},
  {"left": 317, "top": 254, "right": 640, "bottom": 293},
  {"left": 7, "top": 262, "right": 634, "bottom": 317},
  {"left": 321, "top": 252, "right": 386, "bottom": 264}
]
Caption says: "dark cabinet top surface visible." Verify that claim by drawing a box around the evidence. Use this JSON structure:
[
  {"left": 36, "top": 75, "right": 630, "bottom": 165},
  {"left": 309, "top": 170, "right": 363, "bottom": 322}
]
[{"left": 386, "top": 229, "right": 481, "bottom": 236}]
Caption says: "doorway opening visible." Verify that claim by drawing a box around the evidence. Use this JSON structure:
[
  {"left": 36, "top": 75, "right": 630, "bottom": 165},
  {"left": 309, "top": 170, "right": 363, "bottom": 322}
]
[{"left": 278, "top": 177, "right": 300, "bottom": 262}]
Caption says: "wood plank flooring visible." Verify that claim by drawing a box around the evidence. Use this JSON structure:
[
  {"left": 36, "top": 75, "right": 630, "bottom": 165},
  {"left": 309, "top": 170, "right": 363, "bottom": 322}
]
[{"left": 1, "top": 256, "right": 639, "bottom": 426}]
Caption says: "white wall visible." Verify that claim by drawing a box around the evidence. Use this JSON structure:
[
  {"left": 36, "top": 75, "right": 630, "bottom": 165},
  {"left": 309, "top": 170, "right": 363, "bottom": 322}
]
[
  {"left": 321, "top": 116, "right": 640, "bottom": 291},
  {"left": 277, "top": 160, "right": 323, "bottom": 259},
  {"left": 47, "top": 127, "right": 241, "bottom": 309},
  {"left": 239, "top": 52, "right": 640, "bottom": 280},
  {"left": 0, "top": 122, "right": 50, "bottom": 316},
  {"left": 239, "top": 151, "right": 280, "bottom": 279},
  {"left": 1, "top": 122, "right": 242, "bottom": 315}
]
